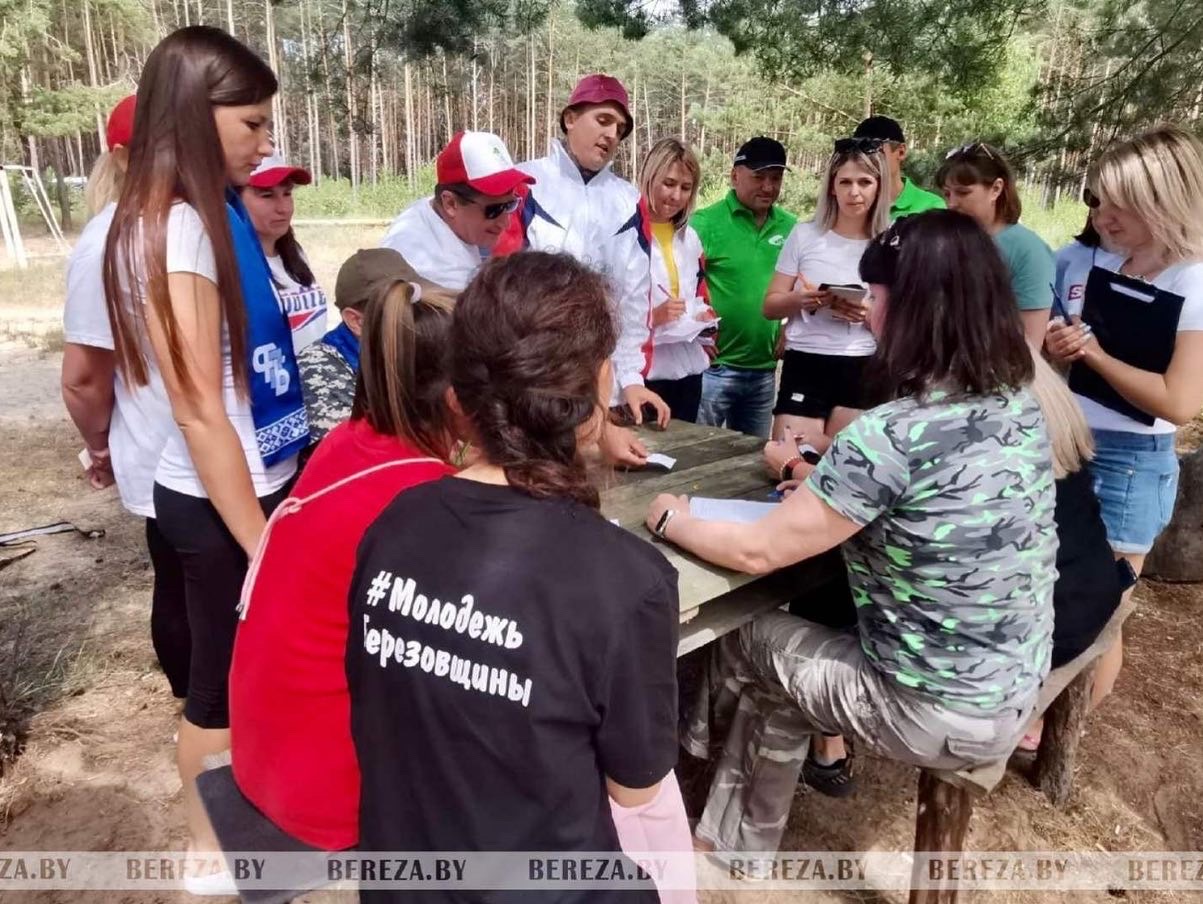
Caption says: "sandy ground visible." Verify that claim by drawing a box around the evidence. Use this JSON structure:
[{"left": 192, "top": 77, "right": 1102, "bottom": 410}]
[{"left": 2, "top": 230, "right": 1201, "bottom": 903}]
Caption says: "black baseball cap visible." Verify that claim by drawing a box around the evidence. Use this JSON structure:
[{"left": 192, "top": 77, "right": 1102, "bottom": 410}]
[
  {"left": 733, "top": 137, "right": 788, "bottom": 171},
  {"left": 854, "top": 115, "right": 906, "bottom": 144}
]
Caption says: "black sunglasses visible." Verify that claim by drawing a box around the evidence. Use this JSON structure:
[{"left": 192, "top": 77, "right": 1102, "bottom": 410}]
[
  {"left": 1082, "top": 187, "right": 1100, "bottom": 209},
  {"left": 945, "top": 141, "right": 999, "bottom": 162},
  {"left": 448, "top": 190, "right": 521, "bottom": 220},
  {"left": 833, "top": 137, "right": 885, "bottom": 155}
]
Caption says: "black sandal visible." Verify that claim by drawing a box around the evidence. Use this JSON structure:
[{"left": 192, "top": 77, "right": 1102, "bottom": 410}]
[{"left": 802, "top": 752, "right": 857, "bottom": 798}]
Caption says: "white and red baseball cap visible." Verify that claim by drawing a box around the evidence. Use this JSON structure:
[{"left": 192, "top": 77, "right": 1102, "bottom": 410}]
[
  {"left": 248, "top": 154, "right": 312, "bottom": 188},
  {"left": 436, "top": 131, "right": 535, "bottom": 196}
]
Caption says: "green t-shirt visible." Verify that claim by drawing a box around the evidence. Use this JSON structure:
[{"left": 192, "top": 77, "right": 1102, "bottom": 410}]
[
  {"left": 806, "top": 389, "right": 1056, "bottom": 714},
  {"left": 691, "top": 191, "right": 797, "bottom": 370},
  {"left": 996, "top": 223, "right": 1055, "bottom": 312},
  {"left": 891, "top": 176, "right": 945, "bottom": 220}
]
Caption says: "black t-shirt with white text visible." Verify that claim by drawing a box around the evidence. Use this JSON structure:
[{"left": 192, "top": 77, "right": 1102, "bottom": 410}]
[{"left": 347, "top": 476, "right": 680, "bottom": 902}]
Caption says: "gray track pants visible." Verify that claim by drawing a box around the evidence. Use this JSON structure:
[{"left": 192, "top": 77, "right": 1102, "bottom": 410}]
[{"left": 684, "top": 612, "right": 1033, "bottom": 857}]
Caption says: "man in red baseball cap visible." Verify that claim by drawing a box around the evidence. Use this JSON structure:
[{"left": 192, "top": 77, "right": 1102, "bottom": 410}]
[
  {"left": 504, "top": 73, "right": 639, "bottom": 262},
  {"left": 503, "top": 74, "right": 664, "bottom": 468},
  {"left": 380, "top": 130, "right": 532, "bottom": 290}
]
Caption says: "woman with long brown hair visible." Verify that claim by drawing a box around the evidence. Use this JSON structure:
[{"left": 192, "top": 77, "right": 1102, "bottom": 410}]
[
  {"left": 347, "top": 252, "right": 683, "bottom": 902},
  {"left": 101, "top": 26, "right": 306, "bottom": 872}
]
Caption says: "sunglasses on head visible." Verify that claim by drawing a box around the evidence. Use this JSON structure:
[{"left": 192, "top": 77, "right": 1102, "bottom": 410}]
[
  {"left": 945, "top": 141, "right": 1001, "bottom": 162},
  {"left": 449, "top": 190, "right": 521, "bottom": 220},
  {"left": 833, "top": 137, "right": 885, "bottom": 155}
]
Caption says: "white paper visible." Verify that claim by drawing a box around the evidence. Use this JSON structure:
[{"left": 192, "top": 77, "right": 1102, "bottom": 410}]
[
  {"left": 689, "top": 497, "right": 778, "bottom": 524},
  {"left": 646, "top": 452, "right": 676, "bottom": 470},
  {"left": 654, "top": 296, "right": 720, "bottom": 344},
  {"left": 78, "top": 448, "right": 92, "bottom": 470}
]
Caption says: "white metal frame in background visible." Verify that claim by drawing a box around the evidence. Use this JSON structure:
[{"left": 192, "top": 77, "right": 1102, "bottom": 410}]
[{"left": 0, "top": 165, "right": 70, "bottom": 269}]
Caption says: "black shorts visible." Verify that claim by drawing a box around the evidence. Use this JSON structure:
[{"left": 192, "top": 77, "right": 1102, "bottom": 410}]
[{"left": 773, "top": 350, "right": 871, "bottom": 419}]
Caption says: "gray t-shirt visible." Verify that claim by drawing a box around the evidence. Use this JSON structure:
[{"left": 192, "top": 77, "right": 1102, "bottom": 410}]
[{"left": 807, "top": 388, "right": 1057, "bottom": 714}]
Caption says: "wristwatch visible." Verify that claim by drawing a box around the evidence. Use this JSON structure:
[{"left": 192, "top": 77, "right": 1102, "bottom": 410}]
[{"left": 653, "top": 507, "right": 677, "bottom": 539}]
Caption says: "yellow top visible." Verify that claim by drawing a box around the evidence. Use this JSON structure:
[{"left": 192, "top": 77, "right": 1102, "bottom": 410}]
[{"left": 651, "top": 220, "right": 680, "bottom": 298}]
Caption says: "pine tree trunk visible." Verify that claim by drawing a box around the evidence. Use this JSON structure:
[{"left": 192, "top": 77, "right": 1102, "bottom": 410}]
[
  {"left": 545, "top": 18, "right": 554, "bottom": 149},
  {"left": 81, "top": 0, "right": 106, "bottom": 149},
  {"left": 631, "top": 70, "right": 639, "bottom": 177},
  {"left": 680, "top": 62, "right": 687, "bottom": 141},
  {"left": 343, "top": 0, "right": 359, "bottom": 191},
  {"left": 315, "top": 0, "right": 340, "bottom": 180},
  {"left": 404, "top": 61, "right": 416, "bottom": 189},
  {"left": 300, "top": 0, "right": 321, "bottom": 182}
]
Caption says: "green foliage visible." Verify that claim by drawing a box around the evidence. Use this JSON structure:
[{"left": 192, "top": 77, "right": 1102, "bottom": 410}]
[
  {"left": 292, "top": 165, "right": 436, "bottom": 218},
  {"left": 578, "top": 0, "right": 1040, "bottom": 99}
]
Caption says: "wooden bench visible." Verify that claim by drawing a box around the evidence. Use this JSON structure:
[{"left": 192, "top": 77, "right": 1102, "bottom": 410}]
[{"left": 909, "top": 594, "right": 1136, "bottom": 904}]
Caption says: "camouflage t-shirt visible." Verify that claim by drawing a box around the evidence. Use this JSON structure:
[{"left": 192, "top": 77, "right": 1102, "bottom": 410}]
[
  {"left": 297, "top": 341, "right": 355, "bottom": 445},
  {"left": 806, "top": 389, "right": 1057, "bottom": 714}
]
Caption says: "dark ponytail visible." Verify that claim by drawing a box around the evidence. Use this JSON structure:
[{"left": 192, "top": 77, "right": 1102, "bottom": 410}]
[{"left": 451, "top": 252, "right": 617, "bottom": 509}]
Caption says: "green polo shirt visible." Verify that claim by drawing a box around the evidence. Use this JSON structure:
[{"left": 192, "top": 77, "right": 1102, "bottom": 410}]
[
  {"left": 891, "top": 176, "right": 945, "bottom": 219},
  {"left": 691, "top": 191, "right": 797, "bottom": 371}
]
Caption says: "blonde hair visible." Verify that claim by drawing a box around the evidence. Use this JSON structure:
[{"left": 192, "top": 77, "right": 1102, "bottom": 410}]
[
  {"left": 1027, "top": 345, "right": 1093, "bottom": 479},
  {"left": 814, "top": 148, "right": 892, "bottom": 237},
  {"left": 84, "top": 152, "right": 125, "bottom": 218},
  {"left": 1088, "top": 124, "right": 1203, "bottom": 263},
  {"left": 639, "top": 138, "right": 702, "bottom": 227}
]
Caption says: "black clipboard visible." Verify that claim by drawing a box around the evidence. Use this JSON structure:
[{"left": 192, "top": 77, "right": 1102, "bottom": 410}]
[{"left": 1067, "top": 265, "right": 1184, "bottom": 425}]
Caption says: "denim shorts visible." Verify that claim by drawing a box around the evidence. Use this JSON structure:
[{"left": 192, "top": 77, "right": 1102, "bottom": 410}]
[{"left": 1087, "top": 429, "right": 1180, "bottom": 555}]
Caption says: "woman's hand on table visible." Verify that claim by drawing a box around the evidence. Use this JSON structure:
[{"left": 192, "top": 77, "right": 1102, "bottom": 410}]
[
  {"left": 601, "top": 422, "right": 650, "bottom": 467},
  {"left": 646, "top": 494, "right": 690, "bottom": 537}
]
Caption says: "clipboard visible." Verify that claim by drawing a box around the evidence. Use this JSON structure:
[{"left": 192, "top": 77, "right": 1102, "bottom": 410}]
[{"left": 1067, "top": 265, "right": 1184, "bottom": 425}]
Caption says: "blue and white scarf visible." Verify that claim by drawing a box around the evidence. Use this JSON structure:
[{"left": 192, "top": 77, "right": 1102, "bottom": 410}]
[
  {"left": 226, "top": 191, "right": 310, "bottom": 467},
  {"left": 320, "top": 321, "right": 360, "bottom": 372}
]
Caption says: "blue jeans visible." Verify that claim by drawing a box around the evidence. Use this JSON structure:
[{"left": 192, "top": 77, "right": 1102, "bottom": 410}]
[
  {"left": 1087, "top": 429, "right": 1179, "bottom": 555},
  {"left": 698, "top": 365, "right": 775, "bottom": 438}
]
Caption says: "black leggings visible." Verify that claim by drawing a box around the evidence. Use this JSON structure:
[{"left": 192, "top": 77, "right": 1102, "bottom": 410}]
[
  {"left": 152, "top": 482, "right": 289, "bottom": 729},
  {"left": 145, "top": 517, "right": 190, "bottom": 699}
]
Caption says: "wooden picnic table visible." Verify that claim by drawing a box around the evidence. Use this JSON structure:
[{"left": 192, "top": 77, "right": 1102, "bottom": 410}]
[{"left": 599, "top": 419, "right": 843, "bottom": 657}]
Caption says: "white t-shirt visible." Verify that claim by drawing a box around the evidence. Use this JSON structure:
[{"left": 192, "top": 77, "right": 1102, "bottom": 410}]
[
  {"left": 1074, "top": 252, "right": 1203, "bottom": 434},
  {"left": 62, "top": 202, "right": 173, "bottom": 518},
  {"left": 125, "top": 203, "right": 296, "bottom": 497},
  {"left": 268, "top": 254, "right": 328, "bottom": 352},
  {"left": 775, "top": 220, "right": 875, "bottom": 356}
]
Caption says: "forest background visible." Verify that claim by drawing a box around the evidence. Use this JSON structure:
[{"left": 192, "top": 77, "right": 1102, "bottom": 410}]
[{"left": 0, "top": 0, "right": 1201, "bottom": 239}]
